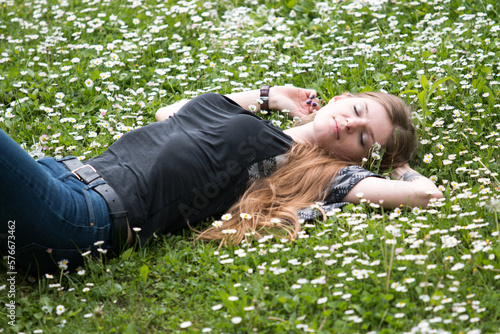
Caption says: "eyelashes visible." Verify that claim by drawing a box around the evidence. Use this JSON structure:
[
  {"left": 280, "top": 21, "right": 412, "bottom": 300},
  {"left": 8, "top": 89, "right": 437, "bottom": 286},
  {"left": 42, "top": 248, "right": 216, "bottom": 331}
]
[{"left": 354, "top": 105, "right": 365, "bottom": 147}]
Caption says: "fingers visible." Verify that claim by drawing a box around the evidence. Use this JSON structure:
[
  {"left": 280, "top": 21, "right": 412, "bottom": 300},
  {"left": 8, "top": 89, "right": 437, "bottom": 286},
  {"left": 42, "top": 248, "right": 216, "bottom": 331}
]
[
  {"left": 304, "top": 90, "right": 321, "bottom": 113},
  {"left": 286, "top": 87, "right": 322, "bottom": 118}
]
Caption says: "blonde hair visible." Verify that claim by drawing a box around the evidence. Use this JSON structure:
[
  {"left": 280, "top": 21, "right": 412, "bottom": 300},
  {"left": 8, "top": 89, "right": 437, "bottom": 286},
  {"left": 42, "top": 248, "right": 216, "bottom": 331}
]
[
  {"left": 196, "top": 144, "right": 353, "bottom": 246},
  {"left": 196, "top": 92, "right": 416, "bottom": 246}
]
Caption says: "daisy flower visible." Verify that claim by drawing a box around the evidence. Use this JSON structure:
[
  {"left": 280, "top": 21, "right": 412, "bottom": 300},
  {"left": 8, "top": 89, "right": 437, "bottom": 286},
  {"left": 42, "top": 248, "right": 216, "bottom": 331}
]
[
  {"left": 212, "top": 220, "right": 223, "bottom": 228},
  {"left": 221, "top": 213, "right": 232, "bottom": 220},
  {"left": 56, "top": 305, "right": 66, "bottom": 315},
  {"left": 423, "top": 153, "right": 433, "bottom": 163},
  {"left": 240, "top": 213, "right": 252, "bottom": 219}
]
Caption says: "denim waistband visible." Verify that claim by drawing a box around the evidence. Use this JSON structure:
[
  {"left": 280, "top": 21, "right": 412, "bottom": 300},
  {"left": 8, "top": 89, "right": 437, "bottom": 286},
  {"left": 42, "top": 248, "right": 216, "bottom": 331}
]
[{"left": 58, "top": 157, "right": 131, "bottom": 255}]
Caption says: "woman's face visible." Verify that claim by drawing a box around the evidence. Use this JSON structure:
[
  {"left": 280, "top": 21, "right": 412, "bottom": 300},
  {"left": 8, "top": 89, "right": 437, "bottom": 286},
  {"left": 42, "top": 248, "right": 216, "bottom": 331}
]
[{"left": 311, "top": 96, "right": 393, "bottom": 161}]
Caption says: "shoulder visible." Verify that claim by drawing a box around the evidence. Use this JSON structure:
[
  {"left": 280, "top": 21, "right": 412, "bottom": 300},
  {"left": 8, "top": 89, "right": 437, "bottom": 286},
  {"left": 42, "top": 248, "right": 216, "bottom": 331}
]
[
  {"left": 174, "top": 93, "right": 250, "bottom": 121},
  {"left": 190, "top": 93, "right": 242, "bottom": 109}
]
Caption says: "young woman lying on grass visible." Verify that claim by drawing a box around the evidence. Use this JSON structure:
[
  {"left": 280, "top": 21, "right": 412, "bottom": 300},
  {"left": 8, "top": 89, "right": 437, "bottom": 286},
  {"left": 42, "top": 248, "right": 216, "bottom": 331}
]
[{"left": 0, "top": 85, "right": 442, "bottom": 273}]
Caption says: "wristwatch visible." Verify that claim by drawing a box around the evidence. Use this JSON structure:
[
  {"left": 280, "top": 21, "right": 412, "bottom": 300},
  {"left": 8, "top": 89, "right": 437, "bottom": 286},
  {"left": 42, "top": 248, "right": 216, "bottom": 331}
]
[{"left": 260, "top": 85, "right": 271, "bottom": 111}]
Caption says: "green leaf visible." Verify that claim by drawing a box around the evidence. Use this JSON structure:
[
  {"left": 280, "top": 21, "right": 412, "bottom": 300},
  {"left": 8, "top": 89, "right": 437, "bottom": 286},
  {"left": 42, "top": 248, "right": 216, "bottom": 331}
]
[
  {"left": 417, "top": 90, "right": 426, "bottom": 106},
  {"left": 373, "top": 73, "right": 387, "bottom": 82},
  {"left": 352, "top": 304, "right": 365, "bottom": 314},
  {"left": 121, "top": 247, "right": 134, "bottom": 261},
  {"left": 399, "top": 89, "right": 418, "bottom": 96},
  {"left": 239, "top": 265, "right": 250, "bottom": 272},
  {"left": 302, "top": 295, "right": 314, "bottom": 303},
  {"left": 125, "top": 322, "right": 138, "bottom": 334},
  {"left": 361, "top": 85, "right": 374, "bottom": 92},
  {"left": 284, "top": 302, "right": 294, "bottom": 312},
  {"left": 4, "top": 119, "right": 13, "bottom": 129},
  {"left": 481, "top": 66, "right": 492, "bottom": 74},
  {"left": 429, "top": 76, "right": 456, "bottom": 96},
  {"left": 69, "top": 308, "right": 83, "bottom": 317},
  {"left": 383, "top": 294, "right": 394, "bottom": 301},
  {"left": 140, "top": 264, "right": 150, "bottom": 283},
  {"left": 91, "top": 70, "right": 100, "bottom": 81},
  {"left": 283, "top": 0, "right": 296, "bottom": 9},
  {"left": 420, "top": 74, "right": 428, "bottom": 89},
  {"left": 114, "top": 283, "right": 123, "bottom": 293}
]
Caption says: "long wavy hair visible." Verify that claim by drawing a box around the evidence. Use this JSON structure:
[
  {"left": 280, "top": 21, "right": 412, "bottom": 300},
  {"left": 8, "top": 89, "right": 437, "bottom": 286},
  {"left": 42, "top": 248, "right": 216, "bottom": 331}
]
[{"left": 196, "top": 92, "right": 417, "bottom": 246}]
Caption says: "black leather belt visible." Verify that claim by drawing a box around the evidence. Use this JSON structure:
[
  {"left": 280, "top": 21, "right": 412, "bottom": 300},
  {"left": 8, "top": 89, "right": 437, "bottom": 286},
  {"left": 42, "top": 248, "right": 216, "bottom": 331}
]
[{"left": 61, "top": 158, "right": 131, "bottom": 255}]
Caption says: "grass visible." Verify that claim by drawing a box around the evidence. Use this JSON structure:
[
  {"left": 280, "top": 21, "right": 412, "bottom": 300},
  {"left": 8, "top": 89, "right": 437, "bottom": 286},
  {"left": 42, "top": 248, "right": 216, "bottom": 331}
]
[{"left": 1, "top": 0, "right": 500, "bottom": 332}]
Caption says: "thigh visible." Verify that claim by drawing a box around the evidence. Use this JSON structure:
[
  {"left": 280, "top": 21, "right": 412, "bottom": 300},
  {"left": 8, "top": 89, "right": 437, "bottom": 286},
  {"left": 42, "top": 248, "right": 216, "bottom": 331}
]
[
  {"left": 0, "top": 130, "right": 77, "bottom": 241},
  {"left": 0, "top": 130, "right": 79, "bottom": 223},
  {"left": 0, "top": 129, "right": 71, "bottom": 222},
  {"left": 0, "top": 130, "right": 113, "bottom": 273}
]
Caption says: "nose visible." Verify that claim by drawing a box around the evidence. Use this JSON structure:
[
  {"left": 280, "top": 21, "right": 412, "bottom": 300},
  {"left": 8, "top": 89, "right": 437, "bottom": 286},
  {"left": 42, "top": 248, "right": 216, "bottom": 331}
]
[{"left": 344, "top": 118, "right": 361, "bottom": 134}]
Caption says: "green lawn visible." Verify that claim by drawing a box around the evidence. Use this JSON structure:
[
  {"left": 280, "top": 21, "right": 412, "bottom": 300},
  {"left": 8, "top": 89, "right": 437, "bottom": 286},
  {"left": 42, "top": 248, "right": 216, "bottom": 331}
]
[{"left": 1, "top": 0, "right": 500, "bottom": 332}]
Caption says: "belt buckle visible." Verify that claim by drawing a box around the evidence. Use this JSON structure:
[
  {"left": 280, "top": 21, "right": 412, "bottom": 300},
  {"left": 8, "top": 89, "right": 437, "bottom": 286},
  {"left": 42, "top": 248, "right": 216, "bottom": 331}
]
[{"left": 72, "top": 164, "right": 98, "bottom": 182}]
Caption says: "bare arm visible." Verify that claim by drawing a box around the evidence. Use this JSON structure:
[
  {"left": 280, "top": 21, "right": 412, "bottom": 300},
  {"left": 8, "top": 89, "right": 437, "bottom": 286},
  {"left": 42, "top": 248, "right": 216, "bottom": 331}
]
[
  {"left": 155, "top": 99, "right": 190, "bottom": 121},
  {"left": 343, "top": 164, "right": 443, "bottom": 209},
  {"left": 155, "top": 86, "right": 321, "bottom": 122}
]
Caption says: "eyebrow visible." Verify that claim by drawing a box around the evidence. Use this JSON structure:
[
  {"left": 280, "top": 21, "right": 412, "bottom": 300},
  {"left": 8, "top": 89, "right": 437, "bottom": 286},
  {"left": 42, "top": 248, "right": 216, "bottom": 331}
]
[{"left": 364, "top": 101, "right": 375, "bottom": 145}]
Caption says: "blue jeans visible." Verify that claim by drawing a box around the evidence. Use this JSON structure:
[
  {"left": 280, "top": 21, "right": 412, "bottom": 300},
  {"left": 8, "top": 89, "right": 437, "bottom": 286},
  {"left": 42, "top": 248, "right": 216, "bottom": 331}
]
[{"left": 0, "top": 129, "right": 113, "bottom": 274}]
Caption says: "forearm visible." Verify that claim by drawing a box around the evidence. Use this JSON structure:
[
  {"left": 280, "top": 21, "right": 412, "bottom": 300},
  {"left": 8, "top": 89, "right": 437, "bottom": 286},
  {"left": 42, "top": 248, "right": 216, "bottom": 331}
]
[
  {"left": 225, "top": 89, "right": 266, "bottom": 112},
  {"left": 156, "top": 90, "right": 266, "bottom": 122},
  {"left": 155, "top": 86, "right": 319, "bottom": 121},
  {"left": 345, "top": 169, "right": 443, "bottom": 209}
]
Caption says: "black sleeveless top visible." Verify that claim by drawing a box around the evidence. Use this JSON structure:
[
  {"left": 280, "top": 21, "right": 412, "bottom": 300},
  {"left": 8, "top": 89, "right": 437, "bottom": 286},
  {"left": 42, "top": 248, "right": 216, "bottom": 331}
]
[{"left": 87, "top": 94, "right": 293, "bottom": 243}]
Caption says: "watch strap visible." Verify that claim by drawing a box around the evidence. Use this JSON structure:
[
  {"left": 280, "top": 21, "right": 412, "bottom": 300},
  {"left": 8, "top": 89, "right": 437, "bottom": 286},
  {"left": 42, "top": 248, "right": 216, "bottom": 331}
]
[{"left": 260, "top": 85, "right": 271, "bottom": 111}]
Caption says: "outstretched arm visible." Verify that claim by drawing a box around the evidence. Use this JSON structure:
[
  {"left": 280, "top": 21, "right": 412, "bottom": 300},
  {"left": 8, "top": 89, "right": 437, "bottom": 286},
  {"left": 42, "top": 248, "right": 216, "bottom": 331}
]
[
  {"left": 343, "top": 164, "right": 443, "bottom": 209},
  {"left": 155, "top": 86, "right": 321, "bottom": 121}
]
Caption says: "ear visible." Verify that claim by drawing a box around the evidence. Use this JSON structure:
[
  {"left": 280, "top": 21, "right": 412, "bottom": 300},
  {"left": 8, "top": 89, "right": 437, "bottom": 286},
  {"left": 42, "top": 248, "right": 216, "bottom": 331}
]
[{"left": 329, "top": 92, "right": 352, "bottom": 104}]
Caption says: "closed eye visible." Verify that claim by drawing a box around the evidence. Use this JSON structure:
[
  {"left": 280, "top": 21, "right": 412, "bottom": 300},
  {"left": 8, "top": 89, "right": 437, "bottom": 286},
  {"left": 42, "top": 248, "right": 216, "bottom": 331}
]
[{"left": 354, "top": 105, "right": 365, "bottom": 147}]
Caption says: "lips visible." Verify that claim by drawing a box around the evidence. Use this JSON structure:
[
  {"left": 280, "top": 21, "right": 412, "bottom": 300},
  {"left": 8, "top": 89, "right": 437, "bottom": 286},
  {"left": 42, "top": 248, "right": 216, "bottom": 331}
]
[{"left": 333, "top": 119, "right": 340, "bottom": 140}]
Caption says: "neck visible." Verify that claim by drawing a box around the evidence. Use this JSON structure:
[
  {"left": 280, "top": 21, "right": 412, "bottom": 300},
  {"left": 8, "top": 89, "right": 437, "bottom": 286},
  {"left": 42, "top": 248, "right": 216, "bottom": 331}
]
[{"left": 283, "top": 123, "right": 315, "bottom": 146}]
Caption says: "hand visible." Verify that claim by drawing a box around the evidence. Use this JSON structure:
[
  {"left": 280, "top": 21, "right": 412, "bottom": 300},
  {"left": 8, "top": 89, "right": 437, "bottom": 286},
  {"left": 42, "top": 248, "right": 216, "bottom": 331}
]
[{"left": 269, "top": 86, "right": 321, "bottom": 119}]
